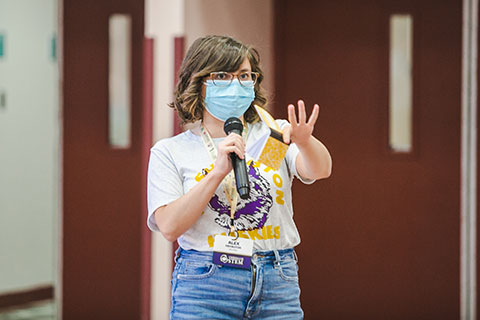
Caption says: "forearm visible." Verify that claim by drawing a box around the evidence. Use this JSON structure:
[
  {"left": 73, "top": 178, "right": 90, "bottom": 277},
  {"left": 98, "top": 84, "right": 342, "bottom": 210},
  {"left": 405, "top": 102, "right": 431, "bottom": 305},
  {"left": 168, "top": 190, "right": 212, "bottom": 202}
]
[
  {"left": 154, "top": 170, "right": 224, "bottom": 241},
  {"left": 296, "top": 136, "right": 332, "bottom": 180}
]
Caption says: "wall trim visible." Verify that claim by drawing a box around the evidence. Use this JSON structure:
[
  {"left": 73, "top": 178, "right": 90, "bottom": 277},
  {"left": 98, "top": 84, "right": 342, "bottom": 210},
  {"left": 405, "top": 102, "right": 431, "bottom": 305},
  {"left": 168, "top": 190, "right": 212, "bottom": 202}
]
[
  {"left": 461, "top": 0, "right": 478, "bottom": 318},
  {"left": 0, "top": 286, "right": 54, "bottom": 311}
]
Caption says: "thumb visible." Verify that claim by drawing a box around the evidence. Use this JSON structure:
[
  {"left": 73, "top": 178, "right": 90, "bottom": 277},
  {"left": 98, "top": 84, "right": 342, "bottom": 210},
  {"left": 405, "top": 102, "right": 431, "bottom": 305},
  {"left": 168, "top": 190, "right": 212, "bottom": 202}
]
[{"left": 282, "top": 124, "right": 292, "bottom": 144}]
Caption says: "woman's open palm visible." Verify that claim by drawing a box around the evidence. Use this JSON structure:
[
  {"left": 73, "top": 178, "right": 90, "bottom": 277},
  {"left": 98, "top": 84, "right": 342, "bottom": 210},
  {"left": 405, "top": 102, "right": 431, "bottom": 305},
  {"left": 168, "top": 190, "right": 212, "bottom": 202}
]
[{"left": 282, "top": 100, "right": 320, "bottom": 147}]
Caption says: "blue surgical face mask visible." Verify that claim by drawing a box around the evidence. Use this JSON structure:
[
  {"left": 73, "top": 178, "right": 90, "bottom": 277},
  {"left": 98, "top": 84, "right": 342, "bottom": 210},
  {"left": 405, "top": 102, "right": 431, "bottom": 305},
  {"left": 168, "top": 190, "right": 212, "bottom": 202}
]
[{"left": 204, "top": 79, "right": 255, "bottom": 121}]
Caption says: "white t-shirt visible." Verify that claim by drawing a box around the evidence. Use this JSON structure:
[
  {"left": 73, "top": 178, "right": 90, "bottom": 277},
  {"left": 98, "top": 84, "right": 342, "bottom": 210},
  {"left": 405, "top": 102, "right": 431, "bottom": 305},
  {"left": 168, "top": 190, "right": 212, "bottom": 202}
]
[{"left": 147, "top": 120, "right": 314, "bottom": 251}]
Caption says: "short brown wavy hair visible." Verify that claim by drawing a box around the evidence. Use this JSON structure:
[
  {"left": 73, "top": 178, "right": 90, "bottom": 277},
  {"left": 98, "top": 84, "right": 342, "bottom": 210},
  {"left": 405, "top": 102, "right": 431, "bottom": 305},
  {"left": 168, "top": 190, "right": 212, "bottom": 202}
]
[{"left": 169, "top": 35, "right": 267, "bottom": 124}]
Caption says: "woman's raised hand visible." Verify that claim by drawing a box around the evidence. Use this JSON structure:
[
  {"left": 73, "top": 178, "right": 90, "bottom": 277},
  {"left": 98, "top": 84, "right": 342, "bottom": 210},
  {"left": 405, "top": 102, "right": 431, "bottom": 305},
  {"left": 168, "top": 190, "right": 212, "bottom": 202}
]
[{"left": 282, "top": 100, "right": 320, "bottom": 147}]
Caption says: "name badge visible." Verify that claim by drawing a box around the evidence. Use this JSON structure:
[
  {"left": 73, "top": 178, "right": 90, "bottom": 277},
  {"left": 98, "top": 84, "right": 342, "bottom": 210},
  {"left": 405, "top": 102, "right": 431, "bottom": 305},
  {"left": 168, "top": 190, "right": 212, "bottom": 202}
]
[{"left": 213, "top": 235, "right": 253, "bottom": 269}]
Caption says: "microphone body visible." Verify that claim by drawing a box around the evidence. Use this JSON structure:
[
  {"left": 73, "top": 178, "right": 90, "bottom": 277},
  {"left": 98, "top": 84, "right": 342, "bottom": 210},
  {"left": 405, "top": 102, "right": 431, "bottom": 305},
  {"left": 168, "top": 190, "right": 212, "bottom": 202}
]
[{"left": 224, "top": 117, "right": 250, "bottom": 200}]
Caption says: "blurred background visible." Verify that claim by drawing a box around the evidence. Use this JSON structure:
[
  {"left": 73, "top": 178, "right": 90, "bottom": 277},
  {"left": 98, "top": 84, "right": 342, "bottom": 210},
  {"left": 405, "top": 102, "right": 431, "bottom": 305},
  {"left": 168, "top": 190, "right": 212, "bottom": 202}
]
[{"left": 0, "top": 0, "right": 474, "bottom": 319}]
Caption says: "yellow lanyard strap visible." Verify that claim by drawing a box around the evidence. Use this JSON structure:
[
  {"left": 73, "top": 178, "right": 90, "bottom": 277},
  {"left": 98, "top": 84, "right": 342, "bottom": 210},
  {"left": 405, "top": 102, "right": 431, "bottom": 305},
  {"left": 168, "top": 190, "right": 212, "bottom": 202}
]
[{"left": 199, "top": 122, "right": 247, "bottom": 235}]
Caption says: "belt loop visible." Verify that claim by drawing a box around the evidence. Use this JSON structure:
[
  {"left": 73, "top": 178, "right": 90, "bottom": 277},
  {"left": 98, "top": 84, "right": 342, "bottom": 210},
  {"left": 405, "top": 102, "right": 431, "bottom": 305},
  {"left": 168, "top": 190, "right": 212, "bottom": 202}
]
[
  {"left": 293, "top": 249, "right": 298, "bottom": 262},
  {"left": 174, "top": 246, "right": 182, "bottom": 264},
  {"left": 273, "top": 249, "right": 281, "bottom": 268}
]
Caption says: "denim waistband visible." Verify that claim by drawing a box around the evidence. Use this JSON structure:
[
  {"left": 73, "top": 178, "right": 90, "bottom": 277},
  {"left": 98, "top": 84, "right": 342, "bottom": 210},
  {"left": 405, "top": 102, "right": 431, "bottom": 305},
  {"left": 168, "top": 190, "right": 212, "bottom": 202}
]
[{"left": 175, "top": 247, "right": 297, "bottom": 264}]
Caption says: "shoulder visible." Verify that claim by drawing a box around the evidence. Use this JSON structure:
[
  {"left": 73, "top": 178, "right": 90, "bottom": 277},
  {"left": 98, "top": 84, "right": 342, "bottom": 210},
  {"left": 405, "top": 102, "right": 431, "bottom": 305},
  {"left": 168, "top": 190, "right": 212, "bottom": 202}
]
[
  {"left": 151, "top": 130, "right": 199, "bottom": 153},
  {"left": 246, "top": 119, "right": 290, "bottom": 138},
  {"left": 250, "top": 119, "right": 289, "bottom": 130},
  {"left": 150, "top": 131, "right": 202, "bottom": 164},
  {"left": 247, "top": 120, "right": 266, "bottom": 132},
  {"left": 274, "top": 119, "right": 290, "bottom": 130}
]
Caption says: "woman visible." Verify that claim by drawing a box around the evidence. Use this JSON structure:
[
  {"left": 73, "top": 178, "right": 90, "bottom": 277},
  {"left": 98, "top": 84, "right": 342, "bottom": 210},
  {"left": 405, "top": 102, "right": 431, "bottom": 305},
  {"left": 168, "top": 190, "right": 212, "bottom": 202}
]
[{"left": 147, "top": 35, "right": 332, "bottom": 319}]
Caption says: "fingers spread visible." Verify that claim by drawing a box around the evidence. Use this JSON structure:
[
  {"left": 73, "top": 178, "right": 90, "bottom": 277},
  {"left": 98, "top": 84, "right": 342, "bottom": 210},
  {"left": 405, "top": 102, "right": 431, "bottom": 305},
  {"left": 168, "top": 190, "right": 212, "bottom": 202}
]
[
  {"left": 288, "top": 104, "right": 297, "bottom": 127},
  {"left": 308, "top": 104, "right": 320, "bottom": 126},
  {"left": 298, "top": 100, "right": 306, "bottom": 124}
]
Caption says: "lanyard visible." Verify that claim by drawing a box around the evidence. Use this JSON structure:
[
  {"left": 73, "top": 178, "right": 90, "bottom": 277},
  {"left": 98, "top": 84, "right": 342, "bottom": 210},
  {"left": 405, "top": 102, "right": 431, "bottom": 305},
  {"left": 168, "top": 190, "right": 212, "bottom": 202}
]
[{"left": 199, "top": 122, "right": 248, "bottom": 236}]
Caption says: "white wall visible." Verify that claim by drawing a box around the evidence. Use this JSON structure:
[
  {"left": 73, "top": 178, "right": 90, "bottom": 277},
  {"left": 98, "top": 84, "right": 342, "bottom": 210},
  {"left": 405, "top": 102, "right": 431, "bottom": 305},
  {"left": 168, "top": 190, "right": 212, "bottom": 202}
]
[
  {"left": 145, "top": 0, "right": 183, "bottom": 319},
  {"left": 0, "top": 0, "right": 59, "bottom": 294}
]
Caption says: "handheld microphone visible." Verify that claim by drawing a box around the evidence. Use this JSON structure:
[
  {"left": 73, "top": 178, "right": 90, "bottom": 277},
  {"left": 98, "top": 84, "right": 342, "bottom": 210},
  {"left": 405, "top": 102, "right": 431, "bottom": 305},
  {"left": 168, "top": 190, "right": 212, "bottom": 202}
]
[{"left": 224, "top": 117, "right": 250, "bottom": 200}]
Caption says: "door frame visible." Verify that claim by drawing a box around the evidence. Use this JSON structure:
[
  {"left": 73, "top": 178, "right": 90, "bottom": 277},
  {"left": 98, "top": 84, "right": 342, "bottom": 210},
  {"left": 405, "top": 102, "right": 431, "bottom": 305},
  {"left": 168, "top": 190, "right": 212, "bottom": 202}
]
[{"left": 461, "top": 0, "right": 478, "bottom": 319}]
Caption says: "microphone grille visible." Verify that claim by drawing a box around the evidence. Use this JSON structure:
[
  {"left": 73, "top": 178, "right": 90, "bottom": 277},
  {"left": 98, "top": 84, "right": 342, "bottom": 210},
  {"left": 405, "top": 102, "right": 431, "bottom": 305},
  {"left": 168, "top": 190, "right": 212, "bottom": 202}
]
[{"left": 224, "top": 117, "right": 243, "bottom": 134}]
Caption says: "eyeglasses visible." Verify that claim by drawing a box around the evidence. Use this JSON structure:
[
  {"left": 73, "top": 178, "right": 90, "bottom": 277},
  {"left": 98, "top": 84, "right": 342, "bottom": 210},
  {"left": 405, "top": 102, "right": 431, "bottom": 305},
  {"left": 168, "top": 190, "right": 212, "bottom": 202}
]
[{"left": 207, "top": 71, "right": 259, "bottom": 87}]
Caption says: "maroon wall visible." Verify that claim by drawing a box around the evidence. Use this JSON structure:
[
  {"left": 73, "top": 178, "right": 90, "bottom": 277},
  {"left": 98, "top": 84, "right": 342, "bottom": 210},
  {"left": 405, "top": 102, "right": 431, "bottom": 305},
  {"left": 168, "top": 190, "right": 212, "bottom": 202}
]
[{"left": 274, "top": 0, "right": 461, "bottom": 318}]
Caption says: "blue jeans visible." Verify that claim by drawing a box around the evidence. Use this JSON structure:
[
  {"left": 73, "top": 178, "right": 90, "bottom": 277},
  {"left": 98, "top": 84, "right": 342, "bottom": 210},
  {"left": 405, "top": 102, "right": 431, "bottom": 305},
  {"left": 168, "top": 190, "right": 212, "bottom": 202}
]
[{"left": 170, "top": 247, "right": 304, "bottom": 319}]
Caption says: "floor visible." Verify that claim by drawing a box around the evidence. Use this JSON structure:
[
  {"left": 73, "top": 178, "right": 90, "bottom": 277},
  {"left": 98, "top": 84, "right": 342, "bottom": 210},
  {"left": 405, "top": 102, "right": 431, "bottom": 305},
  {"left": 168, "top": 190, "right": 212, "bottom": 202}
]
[{"left": 0, "top": 301, "right": 55, "bottom": 320}]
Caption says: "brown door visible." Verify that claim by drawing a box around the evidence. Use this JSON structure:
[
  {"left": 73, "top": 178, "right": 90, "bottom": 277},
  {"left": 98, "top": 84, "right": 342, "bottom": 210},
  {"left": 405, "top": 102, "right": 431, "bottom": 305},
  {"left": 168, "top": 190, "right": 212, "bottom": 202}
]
[
  {"left": 274, "top": 0, "right": 461, "bottom": 318},
  {"left": 62, "top": 1, "right": 152, "bottom": 319}
]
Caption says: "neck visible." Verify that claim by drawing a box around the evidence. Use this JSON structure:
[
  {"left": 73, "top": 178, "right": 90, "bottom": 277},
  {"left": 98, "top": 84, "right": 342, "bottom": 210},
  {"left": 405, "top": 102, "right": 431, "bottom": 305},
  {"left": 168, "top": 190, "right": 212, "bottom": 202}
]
[{"left": 202, "top": 112, "right": 226, "bottom": 138}]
